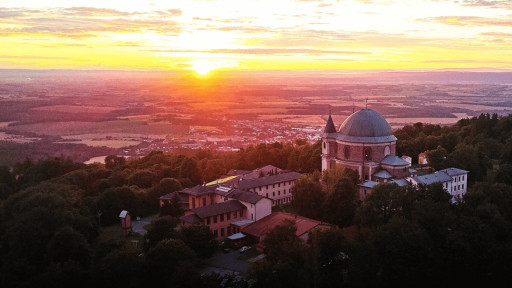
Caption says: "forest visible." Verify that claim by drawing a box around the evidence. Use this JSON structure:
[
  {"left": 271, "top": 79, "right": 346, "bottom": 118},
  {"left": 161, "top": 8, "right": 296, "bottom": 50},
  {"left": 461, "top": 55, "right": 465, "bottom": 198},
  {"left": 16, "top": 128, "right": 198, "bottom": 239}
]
[{"left": 0, "top": 113, "right": 511, "bottom": 287}]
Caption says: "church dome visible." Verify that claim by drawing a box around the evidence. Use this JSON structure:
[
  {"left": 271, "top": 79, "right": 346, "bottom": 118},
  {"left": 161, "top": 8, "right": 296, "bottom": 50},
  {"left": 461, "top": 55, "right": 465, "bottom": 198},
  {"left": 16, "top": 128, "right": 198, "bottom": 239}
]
[{"left": 337, "top": 109, "right": 395, "bottom": 142}]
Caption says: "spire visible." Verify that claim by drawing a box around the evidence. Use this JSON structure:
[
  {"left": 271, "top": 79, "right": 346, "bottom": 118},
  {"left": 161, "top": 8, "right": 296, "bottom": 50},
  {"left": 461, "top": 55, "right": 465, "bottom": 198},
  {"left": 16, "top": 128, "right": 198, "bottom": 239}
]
[{"left": 324, "top": 110, "right": 337, "bottom": 134}]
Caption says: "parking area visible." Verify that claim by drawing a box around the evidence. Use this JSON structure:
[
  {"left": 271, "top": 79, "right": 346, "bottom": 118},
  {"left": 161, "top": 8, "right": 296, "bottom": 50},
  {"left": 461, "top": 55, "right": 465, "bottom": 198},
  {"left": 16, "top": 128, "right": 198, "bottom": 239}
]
[
  {"left": 131, "top": 215, "right": 154, "bottom": 235},
  {"left": 201, "top": 249, "right": 251, "bottom": 276}
]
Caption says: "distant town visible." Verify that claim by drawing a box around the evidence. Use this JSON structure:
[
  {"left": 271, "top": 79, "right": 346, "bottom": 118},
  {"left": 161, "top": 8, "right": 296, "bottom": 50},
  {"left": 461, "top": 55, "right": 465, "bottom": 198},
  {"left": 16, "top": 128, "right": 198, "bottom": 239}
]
[{"left": 1, "top": 70, "right": 512, "bottom": 165}]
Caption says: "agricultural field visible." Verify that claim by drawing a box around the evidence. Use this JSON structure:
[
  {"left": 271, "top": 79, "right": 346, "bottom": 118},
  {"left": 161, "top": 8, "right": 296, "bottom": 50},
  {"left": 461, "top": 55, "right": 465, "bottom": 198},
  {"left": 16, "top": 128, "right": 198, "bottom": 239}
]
[{"left": 1, "top": 70, "right": 511, "bottom": 163}]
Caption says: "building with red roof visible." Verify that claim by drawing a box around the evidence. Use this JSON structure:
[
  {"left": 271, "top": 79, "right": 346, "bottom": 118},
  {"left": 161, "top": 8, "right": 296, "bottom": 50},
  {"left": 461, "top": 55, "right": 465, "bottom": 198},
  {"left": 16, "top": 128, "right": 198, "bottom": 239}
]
[{"left": 241, "top": 212, "right": 332, "bottom": 246}]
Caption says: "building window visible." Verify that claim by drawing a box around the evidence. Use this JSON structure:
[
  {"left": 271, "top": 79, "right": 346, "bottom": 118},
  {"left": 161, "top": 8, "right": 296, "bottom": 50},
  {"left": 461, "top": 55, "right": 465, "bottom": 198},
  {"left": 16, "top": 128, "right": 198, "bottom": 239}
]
[
  {"left": 192, "top": 199, "right": 195, "bottom": 208},
  {"left": 227, "top": 226, "right": 231, "bottom": 235},
  {"left": 462, "top": 184, "right": 464, "bottom": 189},
  {"left": 233, "top": 212, "right": 237, "bottom": 219},
  {"left": 259, "top": 187, "right": 262, "bottom": 191},
  {"left": 266, "top": 193, "right": 268, "bottom": 197},
  {"left": 323, "top": 142, "right": 326, "bottom": 149},
  {"left": 227, "top": 213, "right": 231, "bottom": 220},
  {"left": 213, "top": 216, "right": 217, "bottom": 223},
  {"left": 278, "top": 183, "right": 280, "bottom": 187},
  {"left": 207, "top": 217, "right": 211, "bottom": 225},
  {"left": 273, "top": 184, "right": 275, "bottom": 188},
  {"left": 273, "top": 192, "right": 275, "bottom": 197},
  {"left": 278, "top": 191, "right": 280, "bottom": 195},
  {"left": 220, "top": 214, "right": 224, "bottom": 222},
  {"left": 220, "top": 228, "right": 224, "bottom": 237}
]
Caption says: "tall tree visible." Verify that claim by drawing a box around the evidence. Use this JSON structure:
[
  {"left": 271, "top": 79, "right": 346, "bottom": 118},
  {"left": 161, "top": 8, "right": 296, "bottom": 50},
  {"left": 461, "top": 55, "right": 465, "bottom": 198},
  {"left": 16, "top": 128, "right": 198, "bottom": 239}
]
[
  {"left": 250, "top": 219, "right": 310, "bottom": 288},
  {"left": 323, "top": 176, "right": 359, "bottom": 228},
  {"left": 143, "top": 216, "right": 179, "bottom": 251},
  {"left": 178, "top": 225, "right": 216, "bottom": 258},
  {"left": 291, "top": 173, "right": 326, "bottom": 220}
]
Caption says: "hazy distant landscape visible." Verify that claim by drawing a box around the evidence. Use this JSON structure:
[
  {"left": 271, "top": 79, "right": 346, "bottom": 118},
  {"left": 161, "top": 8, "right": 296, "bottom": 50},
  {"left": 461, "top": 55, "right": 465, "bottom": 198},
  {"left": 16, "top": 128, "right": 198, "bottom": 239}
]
[{"left": 1, "top": 69, "right": 512, "bottom": 165}]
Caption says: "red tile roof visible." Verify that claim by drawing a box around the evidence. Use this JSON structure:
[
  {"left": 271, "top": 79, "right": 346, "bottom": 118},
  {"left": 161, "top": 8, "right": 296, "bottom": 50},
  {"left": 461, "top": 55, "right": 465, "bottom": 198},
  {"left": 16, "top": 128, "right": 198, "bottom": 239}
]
[
  {"left": 241, "top": 212, "right": 327, "bottom": 238},
  {"left": 238, "top": 172, "right": 301, "bottom": 190},
  {"left": 180, "top": 213, "right": 200, "bottom": 225},
  {"left": 191, "top": 200, "right": 246, "bottom": 219}
]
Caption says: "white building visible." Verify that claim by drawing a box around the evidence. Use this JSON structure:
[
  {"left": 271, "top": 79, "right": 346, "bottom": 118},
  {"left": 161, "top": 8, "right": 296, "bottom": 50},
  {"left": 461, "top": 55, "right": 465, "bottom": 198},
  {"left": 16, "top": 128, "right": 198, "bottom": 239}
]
[
  {"left": 408, "top": 167, "right": 469, "bottom": 198},
  {"left": 238, "top": 171, "right": 301, "bottom": 206},
  {"left": 439, "top": 168, "right": 469, "bottom": 198},
  {"left": 358, "top": 168, "right": 469, "bottom": 200},
  {"left": 214, "top": 186, "right": 272, "bottom": 221}
]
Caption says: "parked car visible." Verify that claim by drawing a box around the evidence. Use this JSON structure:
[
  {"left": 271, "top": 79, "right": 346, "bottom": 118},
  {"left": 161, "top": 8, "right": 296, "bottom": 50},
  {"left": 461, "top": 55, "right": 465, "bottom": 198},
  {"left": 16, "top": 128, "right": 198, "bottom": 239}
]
[{"left": 239, "top": 246, "right": 251, "bottom": 253}]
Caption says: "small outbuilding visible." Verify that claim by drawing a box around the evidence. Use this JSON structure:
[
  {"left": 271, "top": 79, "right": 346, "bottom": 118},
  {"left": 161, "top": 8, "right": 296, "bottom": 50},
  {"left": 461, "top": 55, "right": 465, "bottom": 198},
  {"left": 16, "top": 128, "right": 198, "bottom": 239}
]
[
  {"left": 226, "top": 232, "right": 247, "bottom": 249},
  {"left": 119, "top": 210, "right": 132, "bottom": 236}
]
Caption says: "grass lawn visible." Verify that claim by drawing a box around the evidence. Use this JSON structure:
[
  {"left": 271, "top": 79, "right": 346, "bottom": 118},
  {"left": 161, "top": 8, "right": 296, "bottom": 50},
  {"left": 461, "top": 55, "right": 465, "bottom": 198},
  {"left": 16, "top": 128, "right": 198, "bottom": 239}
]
[{"left": 272, "top": 203, "right": 296, "bottom": 214}]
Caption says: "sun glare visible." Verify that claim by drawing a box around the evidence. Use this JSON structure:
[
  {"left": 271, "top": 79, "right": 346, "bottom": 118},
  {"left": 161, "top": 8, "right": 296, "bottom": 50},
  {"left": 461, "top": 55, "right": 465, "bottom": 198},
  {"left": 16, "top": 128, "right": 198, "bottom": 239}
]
[
  {"left": 187, "top": 59, "right": 238, "bottom": 76},
  {"left": 190, "top": 60, "right": 216, "bottom": 75}
]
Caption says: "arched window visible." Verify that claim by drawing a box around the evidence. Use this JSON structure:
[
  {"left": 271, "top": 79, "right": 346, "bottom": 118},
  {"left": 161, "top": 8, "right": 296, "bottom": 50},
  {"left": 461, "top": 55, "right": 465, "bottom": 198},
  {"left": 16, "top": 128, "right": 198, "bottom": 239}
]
[
  {"left": 364, "top": 147, "right": 372, "bottom": 161},
  {"left": 344, "top": 146, "right": 351, "bottom": 159},
  {"left": 384, "top": 145, "right": 390, "bottom": 156}
]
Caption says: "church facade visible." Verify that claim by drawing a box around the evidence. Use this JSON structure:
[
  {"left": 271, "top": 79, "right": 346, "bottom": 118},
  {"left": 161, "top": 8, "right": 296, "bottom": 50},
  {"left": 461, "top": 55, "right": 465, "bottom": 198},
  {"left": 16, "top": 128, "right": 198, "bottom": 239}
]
[{"left": 321, "top": 108, "right": 411, "bottom": 183}]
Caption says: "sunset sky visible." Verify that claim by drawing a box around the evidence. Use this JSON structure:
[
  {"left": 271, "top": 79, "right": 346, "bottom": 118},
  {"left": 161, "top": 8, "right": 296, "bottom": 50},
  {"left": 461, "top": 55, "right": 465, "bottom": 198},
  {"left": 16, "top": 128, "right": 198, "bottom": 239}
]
[{"left": 1, "top": 0, "right": 511, "bottom": 74}]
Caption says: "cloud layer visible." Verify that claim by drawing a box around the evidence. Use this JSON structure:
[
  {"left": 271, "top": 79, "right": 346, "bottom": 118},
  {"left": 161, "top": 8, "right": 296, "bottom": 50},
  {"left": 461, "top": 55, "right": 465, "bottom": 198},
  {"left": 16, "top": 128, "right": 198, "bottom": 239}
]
[{"left": 0, "top": 0, "right": 511, "bottom": 71}]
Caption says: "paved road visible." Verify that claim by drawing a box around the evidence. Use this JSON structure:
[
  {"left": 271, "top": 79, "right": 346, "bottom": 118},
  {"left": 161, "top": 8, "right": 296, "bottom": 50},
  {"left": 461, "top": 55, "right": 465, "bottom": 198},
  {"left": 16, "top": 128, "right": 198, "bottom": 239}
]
[
  {"left": 202, "top": 250, "right": 250, "bottom": 276},
  {"left": 131, "top": 215, "right": 154, "bottom": 235}
]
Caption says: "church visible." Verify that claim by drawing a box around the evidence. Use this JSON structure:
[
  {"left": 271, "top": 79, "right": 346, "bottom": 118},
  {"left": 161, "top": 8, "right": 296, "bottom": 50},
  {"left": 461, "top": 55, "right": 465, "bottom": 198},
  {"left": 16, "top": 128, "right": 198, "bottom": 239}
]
[{"left": 321, "top": 108, "right": 411, "bottom": 183}]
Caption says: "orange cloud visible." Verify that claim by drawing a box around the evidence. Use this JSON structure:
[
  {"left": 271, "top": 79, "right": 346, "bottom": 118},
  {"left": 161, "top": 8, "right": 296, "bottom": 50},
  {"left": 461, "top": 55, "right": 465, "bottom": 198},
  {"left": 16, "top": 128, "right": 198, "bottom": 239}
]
[
  {"left": 419, "top": 15, "right": 512, "bottom": 27},
  {"left": 0, "top": 7, "right": 182, "bottom": 38}
]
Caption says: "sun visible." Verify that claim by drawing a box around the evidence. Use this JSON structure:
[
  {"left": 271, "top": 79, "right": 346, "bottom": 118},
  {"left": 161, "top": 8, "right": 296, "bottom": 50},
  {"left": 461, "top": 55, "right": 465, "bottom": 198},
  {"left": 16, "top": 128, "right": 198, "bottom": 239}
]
[
  {"left": 190, "top": 60, "right": 217, "bottom": 76},
  {"left": 187, "top": 59, "right": 238, "bottom": 76}
]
